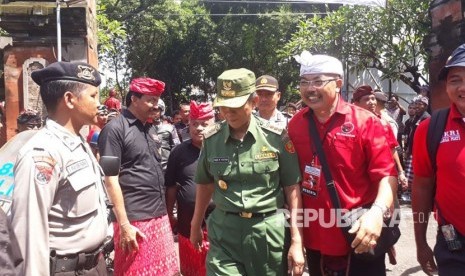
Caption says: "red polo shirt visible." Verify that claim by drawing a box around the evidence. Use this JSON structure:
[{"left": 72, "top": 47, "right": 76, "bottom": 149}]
[
  {"left": 413, "top": 103, "right": 465, "bottom": 235},
  {"left": 288, "top": 98, "right": 396, "bottom": 256}
]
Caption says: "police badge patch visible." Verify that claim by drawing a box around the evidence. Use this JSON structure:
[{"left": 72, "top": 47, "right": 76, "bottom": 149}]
[{"left": 33, "top": 155, "right": 56, "bottom": 185}]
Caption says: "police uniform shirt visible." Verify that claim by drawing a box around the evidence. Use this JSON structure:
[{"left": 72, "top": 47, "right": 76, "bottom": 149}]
[
  {"left": 195, "top": 115, "right": 301, "bottom": 213},
  {"left": 154, "top": 122, "right": 181, "bottom": 172},
  {"left": 98, "top": 108, "right": 167, "bottom": 222},
  {"left": 257, "top": 109, "right": 288, "bottom": 129},
  {"left": 10, "top": 119, "right": 108, "bottom": 276}
]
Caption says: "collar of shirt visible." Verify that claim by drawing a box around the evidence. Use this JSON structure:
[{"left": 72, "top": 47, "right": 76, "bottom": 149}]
[
  {"left": 122, "top": 108, "right": 151, "bottom": 129},
  {"left": 300, "top": 96, "right": 352, "bottom": 118},
  {"left": 221, "top": 115, "right": 260, "bottom": 144},
  {"left": 45, "top": 119, "right": 83, "bottom": 151},
  {"left": 257, "top": 109, "right": 285, "bottom": 122},
  {"left": 449, "top": 103, "right": 464, "bottom": 121}
]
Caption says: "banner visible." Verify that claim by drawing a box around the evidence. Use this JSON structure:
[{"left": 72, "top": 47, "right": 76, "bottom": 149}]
[
  {"left": 0, "top": 130, "right": 37, "bottom": 214},
  {"left": 291, "top": 0, "right": 386, "bottom": 7}
]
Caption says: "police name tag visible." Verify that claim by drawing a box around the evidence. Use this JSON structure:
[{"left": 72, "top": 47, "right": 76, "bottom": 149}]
[{"left": 66, "top": 159, "right": 89, "bottom": 175}]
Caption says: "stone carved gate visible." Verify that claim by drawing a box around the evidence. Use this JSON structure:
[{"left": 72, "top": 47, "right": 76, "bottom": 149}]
[{"left": 22, "top": 58, "right": 47, "bottom": 118}]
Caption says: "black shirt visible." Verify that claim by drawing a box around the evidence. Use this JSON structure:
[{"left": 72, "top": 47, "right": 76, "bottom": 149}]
[
  {"left": 406, "top": 111, "right": 431, "bottom": 155},
  {"left": 165, "top": 141, "right": 213, "bottom": 237},
  {"left": 98, "top": 109, "right": 166, "bottom": 221}
]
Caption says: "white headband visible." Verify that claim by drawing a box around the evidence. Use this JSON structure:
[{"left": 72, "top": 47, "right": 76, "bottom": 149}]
[{"left": 294, "top": 51, "right": 344, "bottom": 78}]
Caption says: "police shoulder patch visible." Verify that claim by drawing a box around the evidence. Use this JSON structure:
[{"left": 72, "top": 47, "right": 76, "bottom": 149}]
[
  {"left": 204, "top": 122, "right": 222, "bottom": 139},
  {"left": 32, "top": 154, "right": 57, "bottom": 185},
  {"left": 259, "top": 119, "right": 284, "bottom": 135}
]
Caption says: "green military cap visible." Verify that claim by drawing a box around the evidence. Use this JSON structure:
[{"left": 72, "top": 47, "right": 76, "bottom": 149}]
[{"left": 214, "top": 68, "right": 256, "bottom": 108}]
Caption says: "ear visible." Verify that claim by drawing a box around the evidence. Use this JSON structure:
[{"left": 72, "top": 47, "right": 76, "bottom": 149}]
[
  {"left": 335, "top": 79, "right": 343, "bottom": 93},
  {"left": 276, "top": 91, "right": 281, "bottom": 100},
  {"left": 251, "top": 94, "right": 259, "bottom": 108},
  {"left": 64, "top": 91, "right": 76, "bottom": 109}
]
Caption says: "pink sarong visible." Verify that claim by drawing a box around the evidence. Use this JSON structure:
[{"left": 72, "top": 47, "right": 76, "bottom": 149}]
[
  {"left": 113, "top": 215, "right": 179, "bottom": 276},
  {"left": 178, "top": 230, "right": 209, "bottom": 276}
]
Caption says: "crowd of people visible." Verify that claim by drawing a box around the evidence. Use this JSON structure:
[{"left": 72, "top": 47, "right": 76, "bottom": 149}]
[{"left": 0, "top": 43, "right": 464, "bottom": 276}]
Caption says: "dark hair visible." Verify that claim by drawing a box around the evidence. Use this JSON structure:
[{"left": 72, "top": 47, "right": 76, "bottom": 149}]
[
  {"left": 247, "top": 92, "right": 257, "bottom": 102},
  {"left": 287, "top": 103, "right": 297, "bottom": 110},
  {"left": 125, "top": 91, "right": 143, "bottom": 107},
  {"left": 173, "top": 110, "right": 181, "bottom": 116},
  {"left": 17, "top": 110, "right": 41, "bottom": 125},
  {"left": 40, "top": 80, "right": 88, "bottom": 112},
  {"left": 390, "top": 94, "right": 399, "bottom": 101}
]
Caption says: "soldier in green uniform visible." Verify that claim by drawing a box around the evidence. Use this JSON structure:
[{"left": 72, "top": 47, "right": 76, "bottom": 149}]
[{"left": 190, "top": 68, "right": 305, "bottom": 276}]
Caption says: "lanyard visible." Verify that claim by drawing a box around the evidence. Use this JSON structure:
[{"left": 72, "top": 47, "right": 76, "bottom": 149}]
[{"left": 308, "top": 110, "right": 339, "bottom": 158}]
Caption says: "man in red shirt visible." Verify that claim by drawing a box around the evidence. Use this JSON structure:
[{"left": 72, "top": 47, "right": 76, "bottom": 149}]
[
  {"left": 289, "top": 51, "right": 397, "bottom": 275},
  {"left": 412, "top": 43, "right": 465, "bottom": 276},
  {"left": 104, "top": 89, "right": 122, "bottom": 111}
]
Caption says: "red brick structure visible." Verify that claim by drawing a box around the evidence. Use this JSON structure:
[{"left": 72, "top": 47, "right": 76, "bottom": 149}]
[
  {"left": 427, "top": 0, "right": 465, "bottom": 110},
  {"left": 0, "top": 0, "right": 98, "bottom": 146}
]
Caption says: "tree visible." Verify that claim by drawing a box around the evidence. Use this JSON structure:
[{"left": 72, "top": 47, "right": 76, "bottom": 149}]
[
  {"left": 96, "top": 0, "right": 347, "bottom": 109},
  {"left": 281, "top": 0, "right": 431, "bottom": 93},
  {"left": 97, "top": 1, "right": 128, "bottom": 101}
]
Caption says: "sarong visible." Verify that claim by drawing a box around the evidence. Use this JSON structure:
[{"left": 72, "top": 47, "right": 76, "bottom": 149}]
[
  {"left": 404, "top": 155, "right": 413, "bottom": 185},
  {"left": 113, "top": 215, "right": 179, "bottom": 276},
  {"left": 178, "top": 230, "right": 209, "bottom": 276}
]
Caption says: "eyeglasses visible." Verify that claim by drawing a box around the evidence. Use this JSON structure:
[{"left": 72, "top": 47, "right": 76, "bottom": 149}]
[{"left": 299, "top": 78, "right": 338, "bottom": 88}]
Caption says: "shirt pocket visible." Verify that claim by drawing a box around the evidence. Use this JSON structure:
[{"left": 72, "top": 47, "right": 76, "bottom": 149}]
[
  {"left": 329, "top": 134, "right": 363, "bottom": 170},
  {"left": 252, "top": 159, "right": 279, "bottom": 187},
  {"left": 209, "top": 162, "right": 232, "bottom": 182},
  {"left": 64, "top": 167, "right": 99, "bottom": 218}
]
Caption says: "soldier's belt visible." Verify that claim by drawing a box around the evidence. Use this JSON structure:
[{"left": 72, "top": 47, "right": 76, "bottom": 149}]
[{"left": 224, "top": 210, "right": 277, "bottom": 219}]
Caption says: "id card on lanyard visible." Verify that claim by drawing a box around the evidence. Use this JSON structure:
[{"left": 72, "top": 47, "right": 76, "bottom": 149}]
[{"left": 301, "top": 155, "right": 322, "bottom": 197}]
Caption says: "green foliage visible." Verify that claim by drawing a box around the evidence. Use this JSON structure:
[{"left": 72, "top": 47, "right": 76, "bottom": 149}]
[
  {"left": 97, "top": 0, "right": 128, "bottom": 100},
  {"left": 96, "top": 0, "right": 431, "bottom": 110},
  {"left": 281, "top": 0, "right": 431, "bottom": 92},
  {"left": 97, "top": 0, "right": 305, "bottom": 112}
]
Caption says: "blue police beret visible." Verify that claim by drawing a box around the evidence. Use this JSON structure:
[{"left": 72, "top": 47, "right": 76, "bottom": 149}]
[
  {"left": 438, "top": 44, "right": 465, "bottom": 81},
  {"left": 31, "top": 61, "right": 101, "bottom": 86}
]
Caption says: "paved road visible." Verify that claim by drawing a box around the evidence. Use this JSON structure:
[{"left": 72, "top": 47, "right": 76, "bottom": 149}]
[
  {"left": 299, "top": 204, "right": 437, "bottom": 276},
  {"left": 385, "top": 204, "right": 438, "bottom": 276},
  {"left": 173, "top": 204, "right": 437, "bottom": 275}
]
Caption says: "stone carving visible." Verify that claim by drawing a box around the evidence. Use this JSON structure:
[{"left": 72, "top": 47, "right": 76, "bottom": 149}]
[{"left": 23, "top": 58, "right": 47, "bottom": 118}]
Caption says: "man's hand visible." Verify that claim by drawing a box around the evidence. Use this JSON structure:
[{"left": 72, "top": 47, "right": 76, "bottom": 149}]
[
  {"left": 349, "top": 207, "right": 384, "bottom": 254},
  {"left": 168, "top": 215, "right": 178, "bottom": 231},
  {"left": 287, "top": 242, "right": 305, "bottom": 276},
  {"left": 190, "top": 225, "right": 204, "bottom": 252},
  {"left": 417, "top": 242, "right": 437, "bottom": 276},
  {"left": 398, "top": 173, "right": 408, "bottom": 191},
  {"left": 119, "top": 223, "right": 147, "bottom": 254}
]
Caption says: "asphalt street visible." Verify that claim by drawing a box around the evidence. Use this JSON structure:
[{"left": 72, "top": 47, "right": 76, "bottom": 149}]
[
  {"left": 172, "top": 204, "right": 438, "bottom": 275},
  {"left": 300, "top": 203, "right": 438, "bottom": 276}
]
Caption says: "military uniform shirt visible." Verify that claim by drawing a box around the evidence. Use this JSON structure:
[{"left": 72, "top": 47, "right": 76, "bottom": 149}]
[
  {"left": 10, "top": 120, "right": 108, "bottom": 276},
  {"left": 195, "top": 115, "right": 301, "bottom": 213}
]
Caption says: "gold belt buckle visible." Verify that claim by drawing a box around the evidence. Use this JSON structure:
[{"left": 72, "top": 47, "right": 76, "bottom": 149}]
[{"left": 239, "top": 212, "right": 252, "bottom": 218}]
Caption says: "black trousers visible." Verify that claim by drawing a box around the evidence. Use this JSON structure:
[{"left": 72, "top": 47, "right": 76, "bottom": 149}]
[
  {"left": 434, "top": 230, "right": 465, "bottom": 276},
  {"left": 306, "top": 248, "right": 386, "bottom": 276}
]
